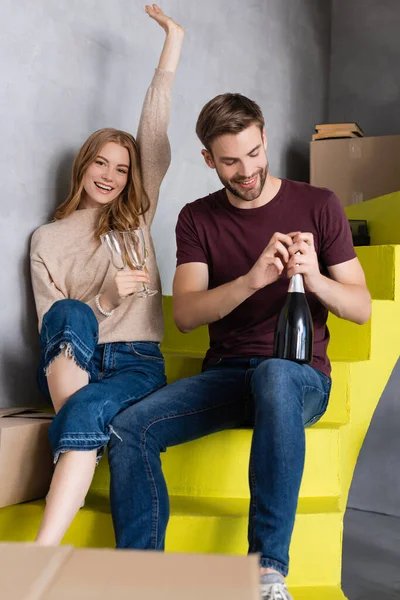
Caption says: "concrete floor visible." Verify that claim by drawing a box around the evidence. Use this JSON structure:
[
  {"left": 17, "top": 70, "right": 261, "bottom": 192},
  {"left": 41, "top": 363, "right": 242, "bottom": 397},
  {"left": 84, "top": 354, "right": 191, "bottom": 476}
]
[{"left": 342, "top": 508, "right": 400, "bottom": 600}]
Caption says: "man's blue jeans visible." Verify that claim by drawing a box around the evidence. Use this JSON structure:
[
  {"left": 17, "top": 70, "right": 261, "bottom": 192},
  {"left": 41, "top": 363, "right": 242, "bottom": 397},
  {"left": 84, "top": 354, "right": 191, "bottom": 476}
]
[
  {"left": 37, "top": 299, "right": 167, "bottom": 463},
  {"left": 108, "top": 356, "right": 331, "bottom": 576}
]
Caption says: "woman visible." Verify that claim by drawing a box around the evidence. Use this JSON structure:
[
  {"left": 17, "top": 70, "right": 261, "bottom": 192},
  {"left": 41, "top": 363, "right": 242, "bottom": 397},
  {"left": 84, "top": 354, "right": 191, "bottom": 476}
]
[{"left": 30, "top": 4, "right": 184, "bottom": 545}]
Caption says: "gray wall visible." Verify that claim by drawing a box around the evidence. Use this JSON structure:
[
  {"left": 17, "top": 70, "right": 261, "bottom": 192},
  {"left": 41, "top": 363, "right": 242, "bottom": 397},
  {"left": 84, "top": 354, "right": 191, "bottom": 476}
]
[
  {"left": 0, "top": 0, "right": 331, "bottom": 408},
  {"left": 329, "top": 0, "right": 400, "bottom": 136}
]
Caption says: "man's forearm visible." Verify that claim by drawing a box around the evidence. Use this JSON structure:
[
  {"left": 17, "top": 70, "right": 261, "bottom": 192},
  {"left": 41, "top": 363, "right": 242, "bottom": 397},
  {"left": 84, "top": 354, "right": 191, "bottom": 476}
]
[
  {"left": 311, "top": 275, "right": 371, "bottom": 324},
  {"left": 174, "top": 276, "right": 254, "bottom": 333}
]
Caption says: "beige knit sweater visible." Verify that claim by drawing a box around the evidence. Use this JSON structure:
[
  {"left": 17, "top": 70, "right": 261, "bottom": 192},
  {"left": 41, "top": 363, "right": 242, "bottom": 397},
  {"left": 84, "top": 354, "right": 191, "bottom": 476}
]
[{"left": 30, "top": 69, "right": 175, "bottom": 344}]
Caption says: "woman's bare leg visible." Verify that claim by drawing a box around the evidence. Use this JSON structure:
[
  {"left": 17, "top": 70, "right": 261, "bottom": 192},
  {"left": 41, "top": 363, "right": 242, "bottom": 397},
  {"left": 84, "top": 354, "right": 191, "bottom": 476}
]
[{"left": 36, "top": 352, "right": 96, "bottom": 546}]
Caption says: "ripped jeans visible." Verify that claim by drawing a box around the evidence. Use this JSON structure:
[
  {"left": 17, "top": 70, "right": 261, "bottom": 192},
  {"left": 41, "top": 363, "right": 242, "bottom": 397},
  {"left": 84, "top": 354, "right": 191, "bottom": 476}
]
[{"left": 37, "top": 299, "right": 166, "bottom": 463}]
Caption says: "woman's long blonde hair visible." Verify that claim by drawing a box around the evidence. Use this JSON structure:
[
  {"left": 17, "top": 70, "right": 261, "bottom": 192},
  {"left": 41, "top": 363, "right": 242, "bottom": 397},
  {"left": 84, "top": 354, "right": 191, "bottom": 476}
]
[{"left": 54, "top": 128, "right": 150, "bottom": 238}]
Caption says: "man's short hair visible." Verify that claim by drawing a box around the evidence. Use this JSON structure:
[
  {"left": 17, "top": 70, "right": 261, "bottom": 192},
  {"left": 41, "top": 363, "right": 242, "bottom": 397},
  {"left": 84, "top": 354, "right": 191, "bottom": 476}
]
[{"left": 196, "top": 93, "right": 265, "bottom": 151}]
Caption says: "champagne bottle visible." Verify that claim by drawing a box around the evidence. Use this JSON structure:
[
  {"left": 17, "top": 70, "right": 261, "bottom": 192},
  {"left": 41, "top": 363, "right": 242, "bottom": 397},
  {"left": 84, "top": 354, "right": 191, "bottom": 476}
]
[{"left": 273, "top": 273, "right": 314, "bottom": 364}]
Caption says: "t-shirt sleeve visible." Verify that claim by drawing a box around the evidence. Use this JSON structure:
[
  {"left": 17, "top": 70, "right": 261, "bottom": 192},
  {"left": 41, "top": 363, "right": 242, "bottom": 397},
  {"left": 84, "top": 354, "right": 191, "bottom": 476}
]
[
  {"left": 176, "top": 204, "right": 208, "bottom": 266},
  {"left": 319, "top": 192, "right": 357, "bottom": 267}
]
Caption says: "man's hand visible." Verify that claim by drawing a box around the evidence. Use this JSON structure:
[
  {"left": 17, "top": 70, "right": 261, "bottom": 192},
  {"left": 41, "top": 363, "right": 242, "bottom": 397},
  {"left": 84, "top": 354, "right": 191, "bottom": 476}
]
[
  {"left": 286, "top": 232, "right": 322, "bottom": 292},
  {"left": 244, "top": 232, "right": 294, "bottom": 292}
]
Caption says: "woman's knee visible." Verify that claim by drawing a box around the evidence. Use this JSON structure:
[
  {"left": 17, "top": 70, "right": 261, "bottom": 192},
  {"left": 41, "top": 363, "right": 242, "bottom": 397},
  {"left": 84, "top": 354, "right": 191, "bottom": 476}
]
[
  {"left": 44, "top": 299, "right": 97, "bottom": 332},
  {"left": 40, "top": 300, "right": 98, "bottom": 357}
]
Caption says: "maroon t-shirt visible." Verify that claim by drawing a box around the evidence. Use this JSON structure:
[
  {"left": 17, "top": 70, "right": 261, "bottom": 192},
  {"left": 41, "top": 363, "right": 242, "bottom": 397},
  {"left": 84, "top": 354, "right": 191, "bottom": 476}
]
[{"left": 175, "top": 179, "right": 356, "bottom": 376}]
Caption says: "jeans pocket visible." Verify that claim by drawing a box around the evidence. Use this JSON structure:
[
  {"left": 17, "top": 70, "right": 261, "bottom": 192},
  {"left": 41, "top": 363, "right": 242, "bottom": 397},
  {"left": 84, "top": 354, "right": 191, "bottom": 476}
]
[
  {"left": 127, "top": 342, "right": 164, "bottom": 363},
  {"left": 203, "top": 357, "right": 223, "bottom": 371},
  {"left": 304, "top": 390, "right": 330, "bottom": 427},
  {"left": 305, "top": 411, "right": 325, "bottom": 427}
]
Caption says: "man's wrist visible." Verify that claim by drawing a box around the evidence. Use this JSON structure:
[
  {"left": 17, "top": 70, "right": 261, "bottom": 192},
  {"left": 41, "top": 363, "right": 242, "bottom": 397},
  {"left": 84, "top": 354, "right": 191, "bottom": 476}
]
[
  {"left": 306, "top": 272, "right": 326, "bottom": 295},
  {"left": 236, "top": 274, "right": 257, "bottom": 299}
]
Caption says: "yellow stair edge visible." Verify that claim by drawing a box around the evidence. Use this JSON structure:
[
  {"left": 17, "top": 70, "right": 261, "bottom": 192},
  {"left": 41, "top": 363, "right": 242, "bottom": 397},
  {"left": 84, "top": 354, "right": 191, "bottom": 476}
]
[
  {"left": 0, "top": 492, "right": 343, "bottom": 588},
  {"left": 162, "top": 428, "right": 341, "bottom": 501},
  {"left": 166, "top": 495, "right": 342, "bottom": 516},
  {"left": 0, "top": 491, "right": 343, "bottom": 529},
  {"left": 90, "top": 426, "right": 342, "bottom": 502},
  {"left": 328, "top": 298, "right": 399, "bottom": 363},
  {"left": 355, "top": 244, "right": 400, "bottom": 301},
  {"left": 345, "top": 191, "right": 400, "bottom": 245},
  {"left": 290, "top": 586, "right": 346, "bottom": 600}
]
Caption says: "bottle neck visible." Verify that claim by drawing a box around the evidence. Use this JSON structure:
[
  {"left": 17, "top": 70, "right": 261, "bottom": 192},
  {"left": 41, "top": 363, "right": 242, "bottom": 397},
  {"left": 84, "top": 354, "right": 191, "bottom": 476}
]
[{"left": 288, "top": 273, "right": 305, "bottom": 293}]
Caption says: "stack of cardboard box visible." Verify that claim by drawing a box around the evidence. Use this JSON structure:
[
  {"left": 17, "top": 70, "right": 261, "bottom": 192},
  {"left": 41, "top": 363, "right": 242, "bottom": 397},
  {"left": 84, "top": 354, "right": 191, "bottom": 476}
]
[
  {"left": 0, "top": 408, "right": 54, "bottom": 508},
  {"left": 310, "top": 125, "right": 400, "bottom": 208},
  {"left": 0, "top": 544, "right": 259, "bottom": 599},
  {"left": 312, "top": 122, "right": 364, "bottom": 141}
]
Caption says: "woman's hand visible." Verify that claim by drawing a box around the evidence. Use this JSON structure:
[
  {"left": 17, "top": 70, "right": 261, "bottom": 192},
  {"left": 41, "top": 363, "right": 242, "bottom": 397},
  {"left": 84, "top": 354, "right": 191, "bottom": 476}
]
[
  {"left": 146, "top": 4, "right": 184, "bottom": 72},
  {"left": 99, "top": 269, "right": 151, "bottom": 312},
  {"left": 145, "top": 4, "right": 184, "bottom": 36}
]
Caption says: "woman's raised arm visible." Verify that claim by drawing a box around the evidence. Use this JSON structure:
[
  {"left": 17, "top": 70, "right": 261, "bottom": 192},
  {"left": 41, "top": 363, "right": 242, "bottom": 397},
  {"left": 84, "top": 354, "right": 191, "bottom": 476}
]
[
  {"left": 137, "top": 5, "right": 184, "bottom": 226},
  {"left": 146, "top": 4, "right": 184, "bottom": 72}
]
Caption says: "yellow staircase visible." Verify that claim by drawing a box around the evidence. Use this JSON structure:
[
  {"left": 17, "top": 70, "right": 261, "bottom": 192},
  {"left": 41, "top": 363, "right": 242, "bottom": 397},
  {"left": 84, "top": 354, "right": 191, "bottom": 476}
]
[{"left": 1, "top": 192, "right": 400, "bottom": 599}]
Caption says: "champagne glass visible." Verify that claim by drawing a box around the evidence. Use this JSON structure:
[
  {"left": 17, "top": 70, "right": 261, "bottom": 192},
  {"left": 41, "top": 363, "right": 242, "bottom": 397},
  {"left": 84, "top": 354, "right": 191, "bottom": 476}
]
[
  {"left": 123, "top": 228, "right": 158, "bottom": 298},
  {"left": 100, "top": 230, "right": 127, "bottom": 270}
]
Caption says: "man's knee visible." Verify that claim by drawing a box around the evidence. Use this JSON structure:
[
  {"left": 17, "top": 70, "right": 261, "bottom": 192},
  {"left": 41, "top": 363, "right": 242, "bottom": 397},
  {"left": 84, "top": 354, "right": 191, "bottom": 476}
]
[
  {"left": 254, "top": 358, "right": 300, "bottom": 384},
  {"left": 111, "top": 401, "right": 153, "bottom": 440},
  {"left": 252, "top": 358, "right": 302, "bottom": 412}
]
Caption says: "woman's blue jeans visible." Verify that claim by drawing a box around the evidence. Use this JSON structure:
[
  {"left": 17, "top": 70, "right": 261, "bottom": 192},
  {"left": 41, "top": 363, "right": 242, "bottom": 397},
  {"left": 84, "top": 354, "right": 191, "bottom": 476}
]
[
  {"left": 37, "top": 299, "right": 166, "bottom": 463},
  {"left": 108, "top": 356, "right": 331, "bottom": 576}
]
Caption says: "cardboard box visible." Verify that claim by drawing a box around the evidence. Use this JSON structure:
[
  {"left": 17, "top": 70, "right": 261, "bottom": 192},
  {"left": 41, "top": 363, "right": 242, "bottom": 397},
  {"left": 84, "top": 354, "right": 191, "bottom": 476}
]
[
  {"left": 0, "top": 408, "right": 54, "bottom": 508},
  {"left": 310, "top": 134, "right": 400, "bottom": 207},
  {"left": 0, "top": 543, "right": 260, "bottom": 599}
]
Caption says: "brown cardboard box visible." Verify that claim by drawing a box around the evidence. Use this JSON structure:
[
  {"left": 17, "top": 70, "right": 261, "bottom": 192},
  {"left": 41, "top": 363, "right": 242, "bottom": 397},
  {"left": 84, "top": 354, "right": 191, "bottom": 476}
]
[
  {"left": 0, "top": 408, "right": 54, "bottom": 508},
  {"left": 0, "top": 543, "right": 260, "bottom": 599},
  {"left": 310, "top": 134, "right": 400, "bottom": 207}
]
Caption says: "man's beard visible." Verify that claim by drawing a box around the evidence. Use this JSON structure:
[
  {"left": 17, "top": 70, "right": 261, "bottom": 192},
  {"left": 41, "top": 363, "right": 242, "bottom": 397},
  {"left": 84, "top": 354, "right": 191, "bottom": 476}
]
[{"left": 217, "top": 163, "right": 269, "bottom": 202}]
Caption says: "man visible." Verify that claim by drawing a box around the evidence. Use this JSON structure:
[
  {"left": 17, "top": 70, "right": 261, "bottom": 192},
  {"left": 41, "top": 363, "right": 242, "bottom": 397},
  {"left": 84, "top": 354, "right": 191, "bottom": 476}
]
[{"left": 108, "top": 93, "right": 371, "bottom": 599}]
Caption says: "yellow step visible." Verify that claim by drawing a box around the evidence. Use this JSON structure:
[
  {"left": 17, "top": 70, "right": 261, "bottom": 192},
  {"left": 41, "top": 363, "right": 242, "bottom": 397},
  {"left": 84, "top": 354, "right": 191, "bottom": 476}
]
[
  {"left": 0, "top": 492, "right": 342, "bottom": 588},
  {"left": 162, "top": 428, "right": 340, "bottom": 502},
  {"left": 345, "top": 191, "right": 400, "bottom": 245},
  {"left": 328, "top": 298, "right": 398, "bottom": 362},
  {"left": 91, "top": 427, "right": 341, "bottom": 505},
  {"left": 290, "top": 587, "right": 346, "bottom": 600},
  {"left": 355, "top": 245, "right": 400, "bottom": 301}
]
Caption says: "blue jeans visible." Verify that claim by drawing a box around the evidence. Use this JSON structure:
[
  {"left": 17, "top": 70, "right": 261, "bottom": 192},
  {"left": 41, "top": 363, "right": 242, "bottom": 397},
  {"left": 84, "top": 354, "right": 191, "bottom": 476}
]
[
  {"left": 37, "top": 299, "right": 167, "bottom": 463},
  {"left": 108, "top": 356, "right": 331, "bottom": 576}
]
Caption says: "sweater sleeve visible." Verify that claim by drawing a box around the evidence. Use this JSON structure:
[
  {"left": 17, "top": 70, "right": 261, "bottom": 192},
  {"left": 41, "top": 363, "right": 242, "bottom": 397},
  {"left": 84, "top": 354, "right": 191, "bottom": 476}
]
[
  {"left": 30, "top": 250, "right": 66, "bottom": 332},
  {"left": 137, "top": 68, "right": 175, "bottom": 227},
  {"left": 30, "top": 231, "right": 109, "bottom": 331}
]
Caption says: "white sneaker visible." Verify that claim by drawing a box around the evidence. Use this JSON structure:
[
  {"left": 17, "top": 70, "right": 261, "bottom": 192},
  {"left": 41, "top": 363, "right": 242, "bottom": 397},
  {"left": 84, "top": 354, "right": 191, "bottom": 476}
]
[{"left": 260, "top": 573, "right": 293, "bottom": 600}]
